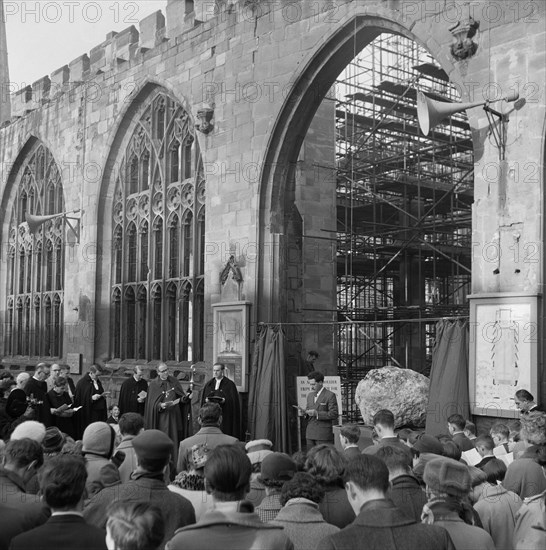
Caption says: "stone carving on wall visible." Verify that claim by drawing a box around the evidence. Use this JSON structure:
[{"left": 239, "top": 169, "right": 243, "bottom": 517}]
[
  {"left": 195, "top": 104, "right": 215, "bottom": 134},
  {"left": 449, "top": 16, "right": 480, "bottom": 60}
]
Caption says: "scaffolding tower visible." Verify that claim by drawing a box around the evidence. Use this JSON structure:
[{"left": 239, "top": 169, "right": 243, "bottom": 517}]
[{"left": 334, "top": 34, "right": 473, "bottom": 421}]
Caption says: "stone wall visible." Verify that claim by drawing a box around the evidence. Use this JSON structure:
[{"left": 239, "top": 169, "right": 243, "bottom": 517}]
[{"left": 0, "top": 0, "right": 544, "bottom": 413}]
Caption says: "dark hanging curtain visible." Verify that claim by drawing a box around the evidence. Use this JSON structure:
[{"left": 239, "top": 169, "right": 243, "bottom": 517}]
[
  {"left": 425, "top": 319, "right": 470, "bottom": 436},
  {"left": 247, "top": 325, "right": 288, "bottom": 452}
]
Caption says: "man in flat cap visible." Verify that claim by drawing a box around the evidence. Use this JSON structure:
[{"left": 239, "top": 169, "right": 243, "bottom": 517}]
[
  {"left": 422, "top": 457, "right": 495, "bottom": 549},
  {"left": 84, "top": 429, "right": 195, "bottom": 549}
]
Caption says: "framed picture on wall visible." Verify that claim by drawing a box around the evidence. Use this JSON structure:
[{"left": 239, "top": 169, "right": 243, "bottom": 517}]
[
  {"left": 211, "top": 301, "right": 251, "bottom": 392},
  {"left": 469, "top": 293, "right": 540, "bottom": 418},
  {"left": 66, "top": 353, "right": 82, "bottom": 375}
]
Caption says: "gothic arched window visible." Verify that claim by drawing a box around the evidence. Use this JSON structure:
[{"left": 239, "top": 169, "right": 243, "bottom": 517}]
[
  {"left": 110, "top": 91, "right": 205, "bottom": 362},
  {"left": 5, "top": 144, "right": 65, "bottom": 358}
]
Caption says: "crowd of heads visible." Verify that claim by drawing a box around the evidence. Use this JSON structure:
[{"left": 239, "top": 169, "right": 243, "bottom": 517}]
[{"left": 2, "top": 359, "right": 546, "bottom": 550}]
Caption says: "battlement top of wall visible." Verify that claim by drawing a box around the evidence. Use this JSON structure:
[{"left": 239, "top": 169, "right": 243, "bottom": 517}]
[{"left": 7, "top": 0, "right": 270, "bottom": 120}]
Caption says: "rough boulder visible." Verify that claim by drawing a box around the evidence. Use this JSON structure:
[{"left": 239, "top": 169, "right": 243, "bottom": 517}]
[{"left": 355, "top": 366, "right": 429, "bottom": 427}]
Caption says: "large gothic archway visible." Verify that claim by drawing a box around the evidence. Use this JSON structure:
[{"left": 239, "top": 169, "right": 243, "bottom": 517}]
[{"left": 258, "top": 15, "right": 473, "bottom": 421}]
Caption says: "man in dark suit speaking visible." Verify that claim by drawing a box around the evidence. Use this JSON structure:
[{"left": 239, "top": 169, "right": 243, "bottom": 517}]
[{"left": 302, "top": 370, "right": 338, "bottom": 449}]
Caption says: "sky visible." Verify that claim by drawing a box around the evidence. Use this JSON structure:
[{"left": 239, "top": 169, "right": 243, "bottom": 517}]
[{"left": 4, "top": 0, "right": 168, "bottom": 86}]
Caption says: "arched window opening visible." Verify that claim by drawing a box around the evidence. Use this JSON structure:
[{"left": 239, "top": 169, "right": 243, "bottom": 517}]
[
  {"left": 110, "top": 90, "right": 205, "bottom": 363},
  {"left": 112, "top": 289, "right": 122, "bottom": 357},
  {"left": 166, "top": 283, "right": 177, "bottom": 361},
  {"left": 151, "top": 284, "right": 162, "bottom": 360},
  {"left": 183, "top": 212, "right": 193, "bottom": 278},
  {"left": 125, "top": 287, "right": 136, "bottom": 359},
  {"left": 180, "top": 284, "right": 191, "bottom": 362},
  {"left": 4, "top": 143, "right": 65, "bottom": 359}
]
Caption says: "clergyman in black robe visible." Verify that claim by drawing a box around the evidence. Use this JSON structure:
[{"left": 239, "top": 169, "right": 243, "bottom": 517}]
[
  {"left": 24, "top": 364, "right": 51, "bottom": 426},
  {"left": 118, "top": 365, "right": 148, "bottom": 416},
  {"left": 200, "top": 363, "right": 241, "bottom": 439},
  {"left": 74, "top": 365, "right": 108, "bottom": 438}
]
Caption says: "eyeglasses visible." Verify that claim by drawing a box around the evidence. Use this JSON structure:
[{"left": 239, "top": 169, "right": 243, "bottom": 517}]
[{"left": 158, "top": 369, "right": 168, "bottom": 374}]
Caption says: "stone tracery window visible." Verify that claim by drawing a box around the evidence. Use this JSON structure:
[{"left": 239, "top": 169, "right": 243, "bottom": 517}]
[
  {"left": 110, "top": 91, "right": 205, "bottom": 362},
  {"left": 5, "top": 144, "right": 65, "bottom": 358}
]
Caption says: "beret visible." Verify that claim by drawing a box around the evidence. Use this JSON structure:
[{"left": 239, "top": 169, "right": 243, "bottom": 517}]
[
  {"left": 259, "top": 452, "right": 297, "bottom": 483},
  {"left": 132, "top": 429, "right": 173, "bottom": 460},
  {"left": 423, "top": 457, "right": 471, "bottom": 497}
]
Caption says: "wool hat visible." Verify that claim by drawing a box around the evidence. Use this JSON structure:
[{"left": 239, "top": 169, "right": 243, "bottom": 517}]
[
  {"left": 82, "top": 422, "right": 116, "bottom": 458},
  {"left": 42, "top": 426, "right": 66, "bottom": 454},
  {"left": 423, "top": 457, "right": 471, "bottom": 497},
  {"left": 11, "top": 420, "right": 47, "bottom": 443},
  {"left": 245, "top": 439, "right": 274, "bottom": 465},
  {"left": 413, "top": 434, "right": 444, "bottom": 456},
  {"left": 132, "top": 429, "right": 173, "bottom": 461},
  {"left": 259, "top": 452, "right": 297, "bottom": 484}
]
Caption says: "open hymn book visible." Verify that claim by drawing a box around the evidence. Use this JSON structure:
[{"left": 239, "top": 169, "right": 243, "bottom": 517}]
[{"left": 462, "top": 446, "right": 514, "bottom": 468}]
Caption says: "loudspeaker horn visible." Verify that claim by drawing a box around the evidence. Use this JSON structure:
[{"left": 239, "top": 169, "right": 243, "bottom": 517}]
[
  {"left": 417, "top": 92, "right": 483, "bottom": 135},
  {"left": 25, "top": 209, "right": 80, "bottom": 235},
  {"left": 416, "top": 90, "right": 519, "bottom": 135},
  {"left": 25, "top": 212, "right": 64, "bottom": 234}
]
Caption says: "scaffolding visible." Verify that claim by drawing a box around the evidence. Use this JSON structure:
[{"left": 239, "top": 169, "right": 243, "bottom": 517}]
[{"left": 333, "top": 34, "right": 473, "bottom": 421}]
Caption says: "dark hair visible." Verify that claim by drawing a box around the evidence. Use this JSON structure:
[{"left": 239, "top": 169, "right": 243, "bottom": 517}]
[
  {"left": 442, "top": 441, "right": 462, "bottom": 461},
  {"left": 508, "top": 420, "right": 521, "bottom": 442},
  {"left": 375, "top": 445, "right": 411, "bottom": 472},
  {"left": 106, "top": 502, "right": 165, "bottom": 550},
  {"left": 308, "top": 351, "right": 319, "bottom": 358},
  {"left": 481, "top": 458, "right": 507, "bottom": 483},
  {"left": 34, "top": 364, "right": 47, "bottom": 375},
  {"left": 198, "top": 403, "right": 222, "bottom": 425},
  {"left": 536, "top": 445, "right": 546, "bottom": 467},
  {"left": 464, "top": 421, "right": 476, "bottom": 436},
  {"left": 5, "top": 438, "right": 44, "bottom": 469},
  {"left": 373, "top": 409, "right": 395, "bottom": 429},
  {"left": 344, "top": 454, "right": 389, "bottom": 494},
  {"left": 447, "top": 414, "right": 466, "bottom": 430},
  {"left": 307, "top": 370, "right": 324, "bottom": 383},
  {"left": 490, "top": 423, "right": 509, "bottom": 440},
  {"left": 291, "top": 451, "right": 307, "bottom": 472},
  {"left": 213, "top": 363, "right": 225, "bottom": 370},
  {"left": 119, "top": 413, "right": 144, "bottom": 436},
  {"left": 340, "top": 425, "right": 361, "bottom": 444},
  {"left": 475, "top": 435, "right": 495, "bottom": 452},
  {"left": 280, "top": 472, "right": 325, "bottom": 506},
  {"left": 139, "top": 456, "right": 170, "bottom": 473},
  {"left": 89, "top": 364, "right": 100, "bottom": 375},
  {"left": 54, "top": 376, "right": 67, "bottom": 388},
  {"left": 515, "top": 389, "right": 534, "bottom": 402},
  {"left": 204, "top": 444, "right": 252, "bottom": 501},
  {"left": 305, "top": 444, "right": 346, "bottom": 486},
  {"left": 40, "top": 455, "right": 87, "bottom": 509}
]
